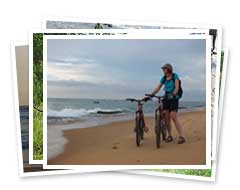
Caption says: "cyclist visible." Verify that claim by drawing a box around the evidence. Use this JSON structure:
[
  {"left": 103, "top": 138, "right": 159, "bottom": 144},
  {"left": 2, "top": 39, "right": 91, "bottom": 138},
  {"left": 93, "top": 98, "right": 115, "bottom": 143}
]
[{"left": 149, "top": 63, "right": 185, "bottom": 144}]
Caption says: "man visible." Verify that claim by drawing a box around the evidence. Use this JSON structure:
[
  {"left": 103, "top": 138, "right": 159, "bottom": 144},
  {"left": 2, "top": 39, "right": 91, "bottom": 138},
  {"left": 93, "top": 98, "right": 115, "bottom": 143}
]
[{"left": 150, "top": 63, "right": 185, "bottom": 144}]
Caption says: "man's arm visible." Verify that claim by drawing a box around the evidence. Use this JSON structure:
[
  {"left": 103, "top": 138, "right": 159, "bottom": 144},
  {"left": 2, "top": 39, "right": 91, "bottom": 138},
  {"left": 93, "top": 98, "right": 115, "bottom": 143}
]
[
  {"left": 173, "top": 79, "right": 180, "bottom": 95},
  {"left": 151, "top": 83, "right": 163, "bottom": 96}
]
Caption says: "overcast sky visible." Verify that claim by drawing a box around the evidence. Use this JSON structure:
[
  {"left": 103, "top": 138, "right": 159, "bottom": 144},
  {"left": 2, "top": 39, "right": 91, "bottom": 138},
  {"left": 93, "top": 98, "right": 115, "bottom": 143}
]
[{"left": 47, "top": 39, "right": 206, "bottom": 101}]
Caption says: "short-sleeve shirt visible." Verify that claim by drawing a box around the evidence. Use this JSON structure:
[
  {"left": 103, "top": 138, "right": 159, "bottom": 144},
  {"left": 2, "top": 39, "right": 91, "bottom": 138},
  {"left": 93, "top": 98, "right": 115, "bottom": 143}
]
[{"left": 160, "top": 73, "right": 179, "bottom": 93}]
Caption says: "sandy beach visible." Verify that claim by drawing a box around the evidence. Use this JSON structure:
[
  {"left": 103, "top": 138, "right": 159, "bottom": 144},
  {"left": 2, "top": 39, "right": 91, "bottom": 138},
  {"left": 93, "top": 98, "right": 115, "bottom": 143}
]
[{"left": 48, "top": 110, "right": 206, "bottom": 165}]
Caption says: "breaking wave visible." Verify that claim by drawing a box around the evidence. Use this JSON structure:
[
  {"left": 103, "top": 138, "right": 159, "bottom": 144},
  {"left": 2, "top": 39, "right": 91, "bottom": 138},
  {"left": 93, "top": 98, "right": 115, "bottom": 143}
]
[{"left": 48, "top": 108, "right": 125, "bottom": 118}]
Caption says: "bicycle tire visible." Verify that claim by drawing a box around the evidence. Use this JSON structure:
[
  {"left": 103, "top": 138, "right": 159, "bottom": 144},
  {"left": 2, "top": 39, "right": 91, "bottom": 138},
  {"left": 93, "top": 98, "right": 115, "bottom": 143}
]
[
  {"left": 136, "top": 117, "right": 141, "bottom": 147},
  {"left": 140, "top": 119, "right": 144, "bottom": 140},
  {"left": 155, "top": 111, "right": 161, "bottom": 148}
]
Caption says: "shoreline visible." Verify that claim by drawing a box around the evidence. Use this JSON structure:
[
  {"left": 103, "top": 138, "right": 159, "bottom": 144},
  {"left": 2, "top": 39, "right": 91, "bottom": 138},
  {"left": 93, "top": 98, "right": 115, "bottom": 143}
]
[
  {"left": 49, "top": 107, "right": 206, "bottom": 130},
  {"left": 48, "top": 109, "right": 206, "bottom": 165}
]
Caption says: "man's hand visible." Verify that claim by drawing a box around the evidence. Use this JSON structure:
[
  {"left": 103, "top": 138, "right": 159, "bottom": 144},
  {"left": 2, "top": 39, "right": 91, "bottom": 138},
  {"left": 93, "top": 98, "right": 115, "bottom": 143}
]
[
  {"left": 143, "top": 96, "right": 151, "bottom": 101},
  {"left": 148, "top": 93, "right": 154, "bottom": 97},
  {"left": 166, "top": 93, "right": 177, "bottom": 99}
]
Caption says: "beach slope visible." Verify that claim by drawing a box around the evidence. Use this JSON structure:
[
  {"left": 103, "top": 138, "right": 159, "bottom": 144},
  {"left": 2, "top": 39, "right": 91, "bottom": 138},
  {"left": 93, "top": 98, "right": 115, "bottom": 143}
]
[{"left": 48, "top": 110, "right": 206, "bottom": 165}]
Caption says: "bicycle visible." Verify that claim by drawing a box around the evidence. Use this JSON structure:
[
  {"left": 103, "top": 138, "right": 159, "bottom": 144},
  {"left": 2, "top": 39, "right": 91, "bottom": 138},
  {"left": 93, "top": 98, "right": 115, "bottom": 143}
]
[
  {"left": 126, "top": 98, "right": 151, "bottom": 147},
  {"left": 145, "top": 94, "right": 167, "bottom": 148}
]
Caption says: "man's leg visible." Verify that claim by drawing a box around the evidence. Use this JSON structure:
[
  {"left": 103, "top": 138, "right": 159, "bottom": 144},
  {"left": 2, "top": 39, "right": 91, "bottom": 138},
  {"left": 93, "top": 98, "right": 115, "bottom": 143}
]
[
  {"left": 170, "top": 111, "right": 185, "bottom": 144},
  {"left": 162, "top": 98, "right": 173, "bottom": 142},
  {"left": 170, "top": 111, "right": 183, "bottom": 136}
]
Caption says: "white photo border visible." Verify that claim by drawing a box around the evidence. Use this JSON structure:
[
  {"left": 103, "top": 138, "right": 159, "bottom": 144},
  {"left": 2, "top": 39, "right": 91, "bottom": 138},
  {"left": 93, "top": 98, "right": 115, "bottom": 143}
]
[
  {"left": 43, "top": 30, "right": 212, "bottom": 170},
  {"left": 123, "top": 162, "right": 217, "bottom": 182}
]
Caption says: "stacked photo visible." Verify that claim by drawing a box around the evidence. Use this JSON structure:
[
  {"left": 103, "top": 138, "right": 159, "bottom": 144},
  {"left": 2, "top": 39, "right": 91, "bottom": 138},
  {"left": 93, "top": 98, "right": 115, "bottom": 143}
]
[{"left": 12, "top": 18, "right": 227, "bottom": 181}]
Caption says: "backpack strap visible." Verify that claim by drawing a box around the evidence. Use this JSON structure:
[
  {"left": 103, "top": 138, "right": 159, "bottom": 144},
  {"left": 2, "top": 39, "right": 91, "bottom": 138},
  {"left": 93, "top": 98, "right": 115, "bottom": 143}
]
[
  {"left": 172, "top": 73, "right": 181, "bottom": 86},
  {"left": 162, "top": 73, "right": 176, "bottom": 84},
  {"left": 162, "top": 76, "right": 166, "bottom": 84},
  {"left": 171, "top": 73, "right": 176, "bottom": 82}
]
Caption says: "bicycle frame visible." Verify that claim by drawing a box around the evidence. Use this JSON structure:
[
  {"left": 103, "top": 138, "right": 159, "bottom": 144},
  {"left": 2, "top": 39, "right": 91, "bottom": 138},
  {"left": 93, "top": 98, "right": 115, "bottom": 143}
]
[
  {"left": 126, "top": 98, "right": 150, "bottom": 146},
  {"left": 126, "top": 98, "right": 148, "bottom": 119},
  {"left": 136, "top": 102, "right": 144, "bottom": 119},
  {"left": 155, "top": 97, "right": 164, "bottom": 118},
  {"left": 145, "top": 94, "right": 166, "bottom": 148}
]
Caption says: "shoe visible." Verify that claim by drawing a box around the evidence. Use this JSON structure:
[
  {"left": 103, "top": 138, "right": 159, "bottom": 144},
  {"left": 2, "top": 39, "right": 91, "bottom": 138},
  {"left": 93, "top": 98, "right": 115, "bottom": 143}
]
[
  {"left": 143, "top": 126, "right": 149, "bottom": 133},
  {"left": 178, "top": 136, "right": 186, "bottom": 144},
  {"left": 166, "top": 135, "right": 173, "bottom": 143}
]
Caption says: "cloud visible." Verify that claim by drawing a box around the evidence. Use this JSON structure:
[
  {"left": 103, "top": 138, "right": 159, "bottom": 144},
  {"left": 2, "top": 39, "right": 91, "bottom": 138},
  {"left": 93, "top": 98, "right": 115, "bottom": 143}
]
[
  {"left": 48, "top": 80, "right": 151, "bottom": 100},
  {"left": 47, "top": 39, "right": 206, "bottom": 101},
  {"left": 48, "top": 62, "right": 100, "bottom": 83},
  {"left": 181, "top": 74, "right": 205, "bottom": 91},
  {"left": 48, "top": 56, "right": 97, "bottom": 65}
]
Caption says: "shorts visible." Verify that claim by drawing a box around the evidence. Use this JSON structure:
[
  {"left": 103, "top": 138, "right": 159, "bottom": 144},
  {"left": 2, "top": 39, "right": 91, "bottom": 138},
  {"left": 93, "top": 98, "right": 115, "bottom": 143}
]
[{"left": 162, "top": 98, "right": 179, "bottom": 112}]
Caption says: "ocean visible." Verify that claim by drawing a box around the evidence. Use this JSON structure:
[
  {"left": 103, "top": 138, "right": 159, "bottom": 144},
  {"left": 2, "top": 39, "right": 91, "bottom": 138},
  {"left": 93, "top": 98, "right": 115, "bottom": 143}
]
[
  {"left": 48, "top": 98, "right": 205, "bottom": 128},
  {"left": 18, "top": 100, "right": 205, "bottom": 150},
  {"left": 19, "top": 100, "right": 206, "bottom": 160},
  {"left": 19, "top": 106, "right": 29, "bottom": 149},
  {"left": 47, "top": 98, "right": 205, "bottom": 159}
]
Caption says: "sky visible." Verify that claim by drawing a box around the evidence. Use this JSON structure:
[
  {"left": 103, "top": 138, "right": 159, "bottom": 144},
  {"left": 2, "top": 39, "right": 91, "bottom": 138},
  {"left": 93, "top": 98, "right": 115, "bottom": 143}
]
[
  {"left": 47, "top": 39, "right": 206, "bottom": 101},
  {"left": 16, "top": 46, "right": 29, "bottom": 106}
]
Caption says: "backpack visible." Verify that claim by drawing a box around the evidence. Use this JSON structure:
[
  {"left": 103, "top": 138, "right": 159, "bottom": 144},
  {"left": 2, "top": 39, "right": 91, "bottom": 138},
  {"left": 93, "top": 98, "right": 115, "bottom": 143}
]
[{"left": 162, "top": 73, "right": 183, "bottom": 99}]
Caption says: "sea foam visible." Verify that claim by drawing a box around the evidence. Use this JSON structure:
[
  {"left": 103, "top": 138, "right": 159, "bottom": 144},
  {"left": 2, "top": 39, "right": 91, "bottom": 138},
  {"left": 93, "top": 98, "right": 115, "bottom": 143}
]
[
  {"left": 48, "top": 107, "right": 124, "bottom": 118},
  {"left": 47, "top": 125, "right": 68, "bottom": 160}
]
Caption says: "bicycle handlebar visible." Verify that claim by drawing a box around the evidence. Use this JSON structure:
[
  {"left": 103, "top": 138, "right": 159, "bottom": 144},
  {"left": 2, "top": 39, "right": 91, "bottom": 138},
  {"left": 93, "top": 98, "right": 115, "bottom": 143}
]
[
  {"left": 126, "top": 98, "right": 135, "bottom": 102},
  {"left": 145, "top": 94, "right": 166, "bottom": 99},
  {"left": 126, "top": 97, "right": 151, "bottom": 103}
]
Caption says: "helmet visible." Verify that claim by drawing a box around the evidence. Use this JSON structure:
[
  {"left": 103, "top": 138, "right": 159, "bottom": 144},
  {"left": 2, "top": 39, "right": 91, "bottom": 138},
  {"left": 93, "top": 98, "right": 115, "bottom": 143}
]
[{"left": 161, "top": 63, "right": 173, "bottom": 73}]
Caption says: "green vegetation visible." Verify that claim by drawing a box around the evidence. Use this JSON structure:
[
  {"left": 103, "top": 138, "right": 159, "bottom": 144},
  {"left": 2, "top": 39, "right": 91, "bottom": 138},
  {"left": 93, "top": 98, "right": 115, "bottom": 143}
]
[
  {"left": 32, "top": 33, "right": 70, "bottom": 159},
  {"left": 149, "top": 169, "right": 212, "bottom": 177},
  {"left": 33, "top": 33, "right": 43, "bottom": 160},
  {"left": 33, "top": 108, "right": 43, "bottom": 160},
  {"left": 220, "top": 51, "right": 224, "bottom": 73},
  {"left": 219, "top": 52, "right": 224, "bottom": 90}
]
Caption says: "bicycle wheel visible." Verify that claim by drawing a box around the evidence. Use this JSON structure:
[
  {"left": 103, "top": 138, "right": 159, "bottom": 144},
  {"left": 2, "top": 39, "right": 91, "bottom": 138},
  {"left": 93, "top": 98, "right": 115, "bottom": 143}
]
[
  {"left": 155, "top": 111, "right": 161, "bottom": 148},
  {"left": 135, "top": 117, "right": 142, "bottom": 147},
  {"left": 139, "top": 118, "right": 144, "bottom": 140}
]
